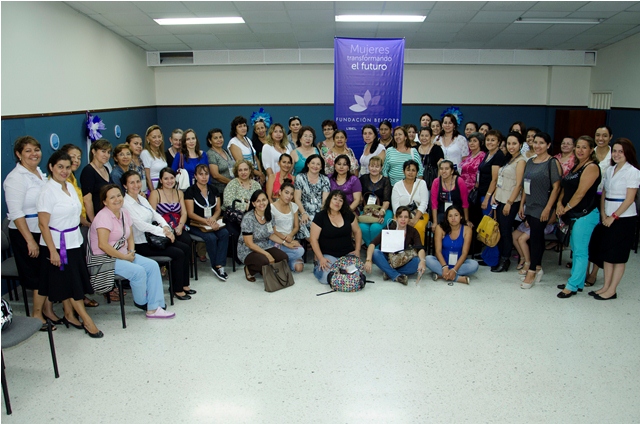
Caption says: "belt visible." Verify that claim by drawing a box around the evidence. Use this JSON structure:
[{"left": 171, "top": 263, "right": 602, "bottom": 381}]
[
  {"left": 24, "top": 213, "right": 38, "bottom": 218},
  {"left": 49, "top": 225, "right": 79, "bottom": 270},
  {"left": 605, "top": 197, "right": 625, "bottom": 202}
]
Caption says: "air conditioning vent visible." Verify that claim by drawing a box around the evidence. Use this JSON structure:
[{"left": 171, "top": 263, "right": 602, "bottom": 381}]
[
  {"left": 159, "top": 51, "right": 194, "bottom": 65},
  {"left": 590, "top": 92, "right": 612, "bottom": 110}
]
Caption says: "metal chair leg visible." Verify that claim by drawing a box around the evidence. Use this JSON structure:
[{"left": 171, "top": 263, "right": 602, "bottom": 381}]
[
  {"left": 46, "top": 320, "right": 59, "bottom": 379},
  {"left": 116, "top": 280, "right": 126, "bottom": 329},
  {"left": 21, "top": 285, "right": 29, "bottom": 317},
  {"left": 1, "top": 351, "right": 12, "bottom": 415},
  {"left": 167, "top": 263, "right": 174, "bottom": 306}
]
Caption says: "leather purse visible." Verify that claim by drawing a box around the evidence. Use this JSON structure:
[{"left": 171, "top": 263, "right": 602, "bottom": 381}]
[
  {"left": 262, "top": 260, "right": 295, "bottom": 292},
  {"left": 144, "top": 232, "right": 170, "bottom": 250},
  {"left": 388, "top": 248, "right": 418, "bottom": 269}
]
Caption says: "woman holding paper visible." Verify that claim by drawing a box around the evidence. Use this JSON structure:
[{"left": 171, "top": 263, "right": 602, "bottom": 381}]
[
  {"left": 391, "top": 160, "right": 429, "bottom": 244},
  {"left": 185, "top": 164, "right": 230, "bottom": 281},
  {"left": 363, "top": 206, "right": 426, "bottom": 285}
]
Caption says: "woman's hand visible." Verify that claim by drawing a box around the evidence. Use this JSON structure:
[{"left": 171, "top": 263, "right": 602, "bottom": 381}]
[
  {"left": 540, "top": 207, "right": 551, "bottom": 222},
  {"left": 502, "top": 203, "right": 511, "bottom": 216},
  {"left": 481, "top": 197, "right": 489, "bottom": 210},
  {"left": 318, "top": 257, "right": 331, "bottom": 271},
  {"left": 348, "top": 250, "right": 359, "bottom": 257},
  {"left": 443, "top": 268, "right": 455, "bottom": 281},
  {"left": 211, "top": 222, "right": 220, "bottom": 231},
  {"left": 123, "top": 251, "right": 135, "bottom": 262},
  {"left": 174, "top": 224, "right": 183, "bottom": 236},
  {"left": 300, "top": 212, "right": 310, "bottom": 225},
  {"left": 27, "top": 239, "right": 40, "bottom": 258},
  {"left": 256, "top": 171, "right": 266, "bottom": 185},
  {"left": 602, "top": 216, "right": 615, "bottom": 227},
  {"left": 289, "top": 240, "right": 301, "bottom": 248},
  {"left": 518, "top": 205, "right": 525, "bottom": 220},
  {"left": 265, "top": 252, "right": 275, "bottom": 263},
  {"left": 556, "top": 204, "right": 565, "bottom": 216},
  {"left": 364, "top": 260, "right": 372, "bottom": 273},
  {"left": 49, "top": 250, "right": 61, "bottom": 267},
  {"left": 417, "top": 260, "right": 427, "bottom": 274}
]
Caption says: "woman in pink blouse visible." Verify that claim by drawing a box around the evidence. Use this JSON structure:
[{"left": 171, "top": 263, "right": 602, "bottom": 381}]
[
  {"left": 460, "top": 132, "right": 487, "bottom": 194},
  {"left": 554, "top": 136, "right": 577, "bottom": 177}
]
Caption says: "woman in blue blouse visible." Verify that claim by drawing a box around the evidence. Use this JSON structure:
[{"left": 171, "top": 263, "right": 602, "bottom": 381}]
[{"left": 172, "top": 129, "right": 208, "bottom": 187}]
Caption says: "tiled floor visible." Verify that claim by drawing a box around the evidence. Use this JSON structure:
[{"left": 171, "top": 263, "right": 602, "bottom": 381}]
[{"left": 2, "top": 250, "right": 639, "bottom": 423}]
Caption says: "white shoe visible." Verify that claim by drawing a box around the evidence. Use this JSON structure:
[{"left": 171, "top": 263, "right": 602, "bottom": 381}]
[{"left": 146, "top": 308, "right": 176, "bottom": 319}]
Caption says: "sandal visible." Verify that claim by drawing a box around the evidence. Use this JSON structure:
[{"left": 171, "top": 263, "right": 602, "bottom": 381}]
[
  {"left": 244, "top": 266, "right": 256, "bottom": 282},
  {"left": 566, "top": 261, "right": 572, "bottom": 268},
  {"left": 161, "top": 266, "right": 168, "bottom": 277},
  {"left": 518, "top": 262, "right": 531, "bottom": 275},
  {"left": 83, "top": 296, "right": 99, "bottom": 307},
  {"left": 198, "top": 255, "right": 207, "bottom": 262},
  {"left": 516, "top": 260, "right": 526, "bottom": 270}
]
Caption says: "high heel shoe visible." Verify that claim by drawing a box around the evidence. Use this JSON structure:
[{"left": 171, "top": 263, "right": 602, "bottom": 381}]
[
  {"left": 43, "top": 313, "right": 64, "bottom": 325},
  {"left": 84, "top": 326, "right": 104, "bottom": 338},
  {"left": 61, "top": 317, "right": 83, "bottom": 330},
  {"left": 491, "top": 257, "right": 510, "bottom": 273},
  {"left": 244, "top": 266, "right": 256, "bottom": 282}
]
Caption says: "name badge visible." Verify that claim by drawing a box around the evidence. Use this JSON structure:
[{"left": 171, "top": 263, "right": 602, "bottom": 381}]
[
  {"left": 448, "top": 252, "right": 458, "bottom": 266},
  {"left": 445, "top": 201, "right": 453, "bottom": 210},
  {"left": 267, "top": 223, "right": 273, "bottom": 232},
  {"left": 524, "top": 178, "right": 531, "bottom": 195},
  {"left": 367, "top": 195, "right": 377, "bottom": 205},
  {"left": 496, "top": 174, "right": 504, "bottom": 188},
  {"left": 204, "top": 206, "right": 213, "bottom": 218}
]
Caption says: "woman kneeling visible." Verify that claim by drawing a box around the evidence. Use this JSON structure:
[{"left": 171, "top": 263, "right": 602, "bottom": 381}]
[
  {"left": 427, "top": 205, "right": 478, "bottom": 284},
  {"left": 363, "top": 206, "right": 426, "bottom": 285}
]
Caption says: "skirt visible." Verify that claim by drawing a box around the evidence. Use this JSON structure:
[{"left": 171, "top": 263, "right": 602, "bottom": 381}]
[
  {"left": 38, "top": 247, "right": 93, "bottom": 302},
  {"left": 8, "top": 229, "right": 41, "bottom": 290},
  {"left": 599, "top": 216, "right": 636, "bottom": 264}
]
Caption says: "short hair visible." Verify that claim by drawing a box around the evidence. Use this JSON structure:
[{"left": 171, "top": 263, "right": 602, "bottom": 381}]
[
  {"left": 121, "top": 170, "right": 141, "bottom": 188},
  {"left": 89, "top": 139, "right": 113, "bottom": 161},
  {"left": 369, "top": 156, "right": 383, "bottom": 167},
  {"left": 233, "top": 159, "right": 254, "bottom": 177},
  {"left": 157, "top": 167, "right": 176, "bottom": 189},
  {"left": 112, "top": 143, "right": 132, "bottom": 164},
  {"left": 419, "top": 126, "right": 432, "bottom": 137},
  {"left": 465, "top": 121, "right": 478, "bottom": 132},
  {"left": 596, "top": 125, "right": 613, "bottom": 137},
  {"left": 395, "top": 205, "right": 412, "bottom": 218},
  {"left": 300, "top": 154, "right": 326, "bottom": 175},
  {"left": 321, "top": 119, "right": 337, "bottom": 131},
  {"left": 420, "top": 113, "right": 432, "bottom": 122},
  {"left": 100, "top": 184, "right": 121, "bottom": 205},
  {"left": 297, "top": 126, "right": 317, "bottom": 147},
  {"left": 47, "top": 151, "right": 71, "bottom": 172},
  {"left": 485, "top": 129, "right": 503, "bottom": 142},
  {"left": 195, "top": 164, "right": 209, "bottom": 176},
  {"left": 534, "top": 132, "right": 552, "bottom": 146},
  {"left": 13, "top": 136, "right": 41, "bottom": 162},
  {"left": 288, "top": 116, "right": 301, "bottom": 126},
  {"left": 403, "top": 159, "right": 420, "bottom": 173},
  {"left": 230, "top": 116, "right": 248, "bottom": 138},
  {"left": 206, "top": 128, "right": 224, "bottom": 147},
  {"left": 171, "top": 129, "right": 183, "bottom": 138},
  {"left": 467, "top": 132, "right": 485, "bottom": 146}
]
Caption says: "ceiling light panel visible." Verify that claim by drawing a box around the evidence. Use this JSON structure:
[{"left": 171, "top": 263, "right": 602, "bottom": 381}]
[
  {"left": 154, "top": 17, "right": 245, "bottom": 25},
  {"left": 335, "top": 15, "right": 426, "bottom": 23}
]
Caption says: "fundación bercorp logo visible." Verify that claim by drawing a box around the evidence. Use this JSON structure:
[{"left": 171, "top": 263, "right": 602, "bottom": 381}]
[{"left": 349, "top": 90, "right": 381, "bottom": 112}]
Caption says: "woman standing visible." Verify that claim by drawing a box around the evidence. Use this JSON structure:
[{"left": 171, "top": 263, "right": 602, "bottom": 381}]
[
  {"left": 287, "top": 116, "right": 302, "bottom": 151},
  {"left": 478, "top": 123, "right": 492, "bottom": 136},
  {"left": 38, "top": 151, "right": 102, "bottom": 337},
  {"left": 60, "top": 144, "right": 91, "bottom": 228},
  {"left": 110, "top": 143, "right": 133, "bottom": 193},
  {"left": 185, "top": 165, "right": 230, "bottom": 280},
  {"left": 317, "top": 119, "right": 337, "bottom": 158},
  {"left": 434, "top": 113, "right": 469, "bottom": 170},
  {"left": 80, "top": 139, "right": 113, "bottom": 221},
  {"left": 262, "top": 123, "right": 292, "bottom": 177},
  {"left": 518, "top": 132, "right": 562, "bottom": 289},
  {"left": 391, "top": 160, "right": 430, "bottom": 244},
  {"left": 417, "top": 126, "right": 444, "bottom": 190},
  {"left": 294, "top": 154, "right": 331, "bottom": 241},
  {"left": 310, "top": 190, "right": 362, "bottom": 284},
  {"left": 382, "top": 127, "right": 423, "bottom": 187},
  {"left": 250, "top": 119, "right": 269, "bottom": 157},
  {"left": 420, "top": 113, "right": 432, "bottom": 129},
  {"left": 555, "top": 136, "right": 601, "bottom": 298},
  {"left": 329, "top": 155, "right": 362, "bottom": 213},
  {"left": 91, "top": 185, "right": 175, "bottom": 319},
  {"left": 475, "top": 130, "right": 506, "bottom": 220},
  {"left": 238, "top": 190, "right": 289, "bottom": 282},
  {"left": 291, "top": 126, "right": 320, "bottom": 176},
  {"left": 405, "top": 124, "right": 418, "bottom": 145},
  {"left": 459, "top": 132, "right": 487, "bottom": 193},
  {"left": 590, "top": 138, "right": 640, "bottom": 300},
  {"left": 554, "top": 137, "right": 577, "bottom": 177},
  {"left": 266, "top": 153, "right": 294, "bottom": 202},
  {"left": 490, "top": 132, "right": 526, "bottom": 273},
  {"left": 206, "top": 128, "right": 236, "bottom": 198},
  {"left": 122, "top": 171, "right": 194, "bottom": 300},
  {"left": 165, "top": 129, "right": 183, "bottom": 164},
  {"left": 171, "top": 129, "right": 209, "bottom": 186},
  {"left": 140, "top": 125, "right": 168, "bottom": 192},
  {"left": 359, "top": 124, "right": 386, "bottom": 176},
  {"left": 4, "top": 136, "right": 58, "bottom": 329},
  {"left": 271, "top": 182, "right": 305, "bottom": 272},
  {"left": 378, "top": 120, "right": 394, "bottom": 149},
  {"left": 359, "top": 156, "right": 392, "bottom": 246},
  {"left": 324, "top": 130, "right": 359, "bottom": 176},
  {"left": 431, "top": 160, "right": 469, "bottom": 226},
  {"left": 464, "top": 122, "right": 478, "bottom": 140},
  {"left": 364, "top": 206, "right": 426, "bottom": 285},
  {"left": 523, "top": 127, "right": 539, "bottom": 160},
  {"left": 126, "top": 134, "right": 147, "bottom": 193},
  {"left": 426, "top": 205, "right": 479, "bottom": 284},
  {"left": 228, "top": 116, "right": 265, "bottom": 185}
]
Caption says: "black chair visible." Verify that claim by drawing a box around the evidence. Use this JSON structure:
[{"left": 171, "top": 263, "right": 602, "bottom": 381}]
[
  {"left": 146, "top": 256, "right": 174, "bottom": 305},
  {"left": 544, "top": 232, "right": 564, "bottom": 266},
  {"left": 1, "top": 231, "right": 25, "bottom": 313},
  {"left": 188, "top": 233, "right": 205, "bottom": 280},
  {"left": 2, "top": 317, "right": 59, "bottom": 415}
]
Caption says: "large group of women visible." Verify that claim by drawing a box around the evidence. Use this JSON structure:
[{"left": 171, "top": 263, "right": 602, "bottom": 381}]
[{"left": 4, "top": 115, "right": 638, "bottom": 338}]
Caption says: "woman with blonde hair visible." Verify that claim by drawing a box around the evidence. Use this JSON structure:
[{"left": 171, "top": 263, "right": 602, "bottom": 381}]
[
  {"left": 140, "top": 125, "right": 168, "bottom": 192},
  {"left": 261, "top": 123, "right": 291, "bottom": 177}
]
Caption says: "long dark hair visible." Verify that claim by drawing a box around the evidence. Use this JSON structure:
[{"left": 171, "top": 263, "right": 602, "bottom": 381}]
[
  {"left": 331, "top": 154, "right": 353, "bottom": 181},
  {"left": 504, "top": 131, "right": 525, "bottom": 161},
  {"left": 441, "top": 113, "right": 460, "bottom": 139},
  {"left": 157, "top": 167, "right": 177, "bottom": 189},
  {"left": 301, "top": 154, "right": 326, "bottom": 175},
  {"left": 611, "top": 138, "right": 639, "bottom": 169},
  {"left": 322, "top": 189, "right": 351, "bottom": 216},
  {"left": 247, "top": 189, "right": 272, "bottom": 222},
  {"left": 180, "top": 129, "right": 202, "bottom": 159},
  {"left": 439, "top": 204, "right": 466, "bottom": 234}
]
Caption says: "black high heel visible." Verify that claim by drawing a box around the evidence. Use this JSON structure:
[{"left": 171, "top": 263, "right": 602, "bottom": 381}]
[
  {"left": 61, "top": 317, "right": 83, "bottom": 330},
  {"left": 43, "top": 313, "right": 64, "bottom": 325},
  {"left": 84, "top": 326, "right": 104, "bottom": 338}
]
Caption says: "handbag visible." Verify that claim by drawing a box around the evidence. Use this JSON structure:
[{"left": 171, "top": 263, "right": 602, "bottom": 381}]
[
  {"left": 86, "top": 218, "right": 126, "bottom": 294},
  {"left": 224, "top": 199, "right": 246, "bottom": 226},
  {"left": 555, "top": 217, "right": 574, "bottom": 247},
  {"left": 175, "top": 154, "right": 190, "bottom": 190},
  {"left": 388, "top": 248, "right": 418, "bottom": 269},
  {"left": 262, "top": 260, "right": 295, "bottom": 292},
  {"left": 144, "top": 227, "right": 170, "bottom": 250},
  {"left": 358, "top": 192, "right": 383, "bottom": 223},
  {"left": 477, "top": 211, "right": 500, "bottom": 247},
  {"left": 468, "top": 187, "right": 479, "bottom": 205}
]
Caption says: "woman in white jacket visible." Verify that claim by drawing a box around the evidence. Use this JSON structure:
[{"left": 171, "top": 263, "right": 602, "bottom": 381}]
[{"left": 391, "top": 160, "right": 429, "bottom": 244}]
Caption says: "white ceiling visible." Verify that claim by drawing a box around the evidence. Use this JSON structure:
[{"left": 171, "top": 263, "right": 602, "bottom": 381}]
[{"left": 64, "top": 1, "right": 640, "bottom": 51}]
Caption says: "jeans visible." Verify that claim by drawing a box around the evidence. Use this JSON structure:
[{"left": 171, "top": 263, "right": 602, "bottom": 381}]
[
  {"left": 189, "top": 226, "right": 230, "bottom": 268},
  {"left": 566, "top": 208, "right": 599, "bottom": 291},
  {"left": 359, "top": 210, "right": 393, "bottom": 246},
  {"left": 277, "top": 244, "right": 305, "bottom": 271},
  {"left": 426, "top": 255, "right": 479, "bottom": 276},
  {"left": 372, "top": 249, "right": 420, "bottom": 281},
  {"left": 115, "top": 255, "right": 165, "bottom": 311},
  {"left": 313, "top": 254, "right": 337, "bottom": 284}
]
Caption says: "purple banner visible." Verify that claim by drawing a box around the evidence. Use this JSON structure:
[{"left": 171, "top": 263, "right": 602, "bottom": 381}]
[{"left": 334, "top": 38, "right": 405, "bottom": 158}]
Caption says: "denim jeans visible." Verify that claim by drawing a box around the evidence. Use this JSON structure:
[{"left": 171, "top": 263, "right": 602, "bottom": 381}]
[
  {"left": 277, "top": 244, "right": 305, "bottom": 271},
  {"left": 372, "top": 249, "right": 420, "bottom": 281},
  {"left": 189, "top": 227, "right": 230, "bottom": 268},
  {"left": 426, "top": 255, "right": 479, "bottom": 276},
  {"left": 114, "top": 255, "right": 165, "bottom": 311},
  {"left": 313, "top": 254, "right": 337, "bottom": 284}
]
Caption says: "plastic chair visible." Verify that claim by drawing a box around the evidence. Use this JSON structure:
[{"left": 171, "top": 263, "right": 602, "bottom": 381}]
[{"left": 2, "top": 317, "right": 59, "bottom": 415}]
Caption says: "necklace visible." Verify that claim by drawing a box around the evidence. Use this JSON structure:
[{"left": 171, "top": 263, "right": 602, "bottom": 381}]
[
  {"left": 254, "top": 211, "right": 266, "bottom": 222},
  {"left": 91, "top": 162, "right": 109, "bottom": 180}
]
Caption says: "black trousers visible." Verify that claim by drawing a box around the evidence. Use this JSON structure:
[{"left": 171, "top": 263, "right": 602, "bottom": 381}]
[
  {"left": 135, "top": 234, "right": 191, "bottom": 293},
  {"left": 496, "top": 201, "right": 520, "bottom": 259},
  {"left": 244, "top": 247, "right": 289, "bottom": 276},
  {"left": 527, "top": 215, "right": 547, "bottom": 269}
]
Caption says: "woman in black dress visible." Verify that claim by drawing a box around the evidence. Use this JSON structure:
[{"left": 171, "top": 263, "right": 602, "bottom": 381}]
[{"left": 80, "top": 139, "right": 113, "bottom": 221}]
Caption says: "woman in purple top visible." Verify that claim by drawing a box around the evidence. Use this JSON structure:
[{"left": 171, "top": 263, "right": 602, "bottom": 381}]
[{"left": 329, "top": 154, "right": 362, "bottom": 214}]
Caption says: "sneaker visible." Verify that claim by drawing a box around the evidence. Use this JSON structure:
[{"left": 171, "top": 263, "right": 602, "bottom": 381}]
[
  {"left": 212, "top": 267, "right": 228, "bottom": 281},
  {"left": 146, "top": 308, "right": 175, "bottom": 319},
  {"left": 382, "top": 273, "right": 390, "bottom": 281},
  {"left": 396, "top": 275, "right": 408, "bottom": 285}
]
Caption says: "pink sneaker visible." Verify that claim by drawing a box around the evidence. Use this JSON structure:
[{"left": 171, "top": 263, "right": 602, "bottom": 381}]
[{"left": 146, "top": 308, "right": 176, "bottom": 319}]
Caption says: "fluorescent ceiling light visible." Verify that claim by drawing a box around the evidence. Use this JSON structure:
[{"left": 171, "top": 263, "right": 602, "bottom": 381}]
[
  {"left": 154, "top": 17, "right": 244, "bottom": 25},
  {"left": 336, "top": 15, "right": 426, "bottom": 23},
  {"left": 514, "top": 17, "right": 602, "bottom": 25}
]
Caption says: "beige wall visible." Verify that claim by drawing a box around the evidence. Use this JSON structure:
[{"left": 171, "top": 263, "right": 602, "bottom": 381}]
[{"left": 1, "top": 1, "right": 155, "bottom": 116}]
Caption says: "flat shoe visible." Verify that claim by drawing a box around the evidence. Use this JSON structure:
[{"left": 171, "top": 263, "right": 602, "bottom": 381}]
[
  {"left": 174, "top": 293, "right": 192, "bottom": 300},
  {"left": 588, "top": 291, "right": 598, "bottom": 297},
  {"left": 557, "top": 284, "right": 583, "bottom": 292},
  {"left": 557, "top": 290, "right": 576, "bottom": 298},
  {"left": 83, "top": 296, "right": 99, "bottom": 307},
  {"left": 594, "top": 293, "right": 617, "bottom": 300},
  {"left": 244, "top": 266, "right": 256, "bottom": 282},
  {"left": 146, "top": 308, "right": 176, "bottom": 319},
  {"left": 184, "top": 289, "right": 197, "bottom": 295}
]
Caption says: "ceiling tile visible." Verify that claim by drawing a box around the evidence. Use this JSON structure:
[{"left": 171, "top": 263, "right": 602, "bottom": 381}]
[
  {"left": 184, "top": 41, "right": 226, "bottom": 49},
  {"left": 500, "top": 23, "right": 552, "bottom": 34},
  {"left": 247, "top": 22, "right": 293, "bottom": 34},
  {"left": 175, "top": 34, "right": 222, "bottom": 44},
  {"left": 261, "top": 39, "right": 300, "bottom": 49},
  {"left": 604, "top": 12, "right": 640, "bottom": 24},
  {"left": 382, "top": 2, "right": 435, "bottom": 11},
  {"left": 335, "top": 2, "right": 384, "bottom": 13},
  {"left": 101, "top": 11, "right": 157, "bottom": 26},
  {"left": 133, "top": 1, "right": 191, "bottom": 13},
  {"left": 417, "top": 22, "right": 466, "bottom": 32},
  {"left": 79, "top": 1, "right": 141, "bottom": 13},
  {"left": 124, "top": 36, "right": 148, "bottom": 47},
  {"left": 480, "top": 2, "right": 536, "bottom": 12},
  {"left": 298, "top": 40, "right": 333, "bottom": 48},
  {"left": 445, "top": 41, "right": 488, "bottom": 48},
  {"left": 287, "top": 10, "right": 334, "bottom": 21},
  {"left": 294, "top": 29, "right": 335, "bottom": 43},
  {"left": 107, "top": 26, "right": 133, "bottom": 38},
  {"left": 64, "top": 2, "right": 99, "bottom": 15},
  {"left": 87, "top": 14, "right": 117, "bottom": 27},
  {"left": 543, "top": 24, "right": 592, "bottom": 36},
  {"left": 470, "top": 11, "right": 525, "bottom": 24},
  {"left": 163, "top": 25, "right": 222, "bottom": 35},
  {"left": 581, "top": 24, "right": 636, "bottom": 35},
  {"left": 241, "top": 10, "right": 291, "bottom": 23},
  {"left": 432, "top": 2, "right": 485, "bottom": 11},
  {"left": 223, "top": 41, "right": 265, "bottom": 49},
  {"left": 137, "top": 34, "right": 185, "bottom": 44},
  {"left": 567, "top": 11, "right": 618, "bottom": 19},
  {"left": 145, "top": 43, "right": 191, "bottom": 51},
  {"left": 216, "top": 33, "right": 258, "bottom": 43},
  {"left": 425, "top": 10, "right": 479, "bottom": 23},
  {"left": 628, "top": 3, "right": 640, "bottom": 12},
  {"left": 412, "top": 32, "right": 458, "bottom": 43},
  {"left": 183, "top": 2, "right": 240, "bottom": 14},
  {"left": 234, "top": 1, "right": 285, "bottom": 11},
  {"left": 285, "top": 1, "right": 335, "bottom": 11},
  {"left": 120, "top": 25, "right": 171, "bottom": 36},
  {"left": 577, "top": 2, "right": 633, "bottom": 12},
  {"left": 529, "top": 2, "right": 588, "bottom": 12},
  {"left": 521, "top": 11, "right": 571, "bottom": 18}
]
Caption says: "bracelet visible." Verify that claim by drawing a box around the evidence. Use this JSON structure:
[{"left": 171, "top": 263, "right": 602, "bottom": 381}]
[
  {"left": 566, "top": 203, "right": 572, "bottom": 209},
  {"left": 442, "top": 265, "right": 448, "bottom": 269},
  {"left": 452, "top": 269, "right": 458, "bottom": 275},
  {"left": 612, "top": 213, "right": 619, "bottom": 220},
  {"left": 366, "top": 259, "right": 372, "bottom": 262}
]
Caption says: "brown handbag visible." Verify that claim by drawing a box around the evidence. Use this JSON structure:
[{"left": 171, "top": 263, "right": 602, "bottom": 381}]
[{"left": 262, "top": 260, "right": 295, "bottom": 292}]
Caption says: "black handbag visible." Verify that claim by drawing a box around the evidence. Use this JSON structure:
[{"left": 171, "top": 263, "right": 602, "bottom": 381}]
[
  {"left": 144, "top": 231, "right": 170, "bottom": 250},
  {"left": 555, "top": 217, "right": 574, "bottom": 247},
  {"left": 468, "top": 187, "right": 479, "bottom": 205},
  {"left": 224, "top": 199, "right": 246, "bottom": 226}
]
